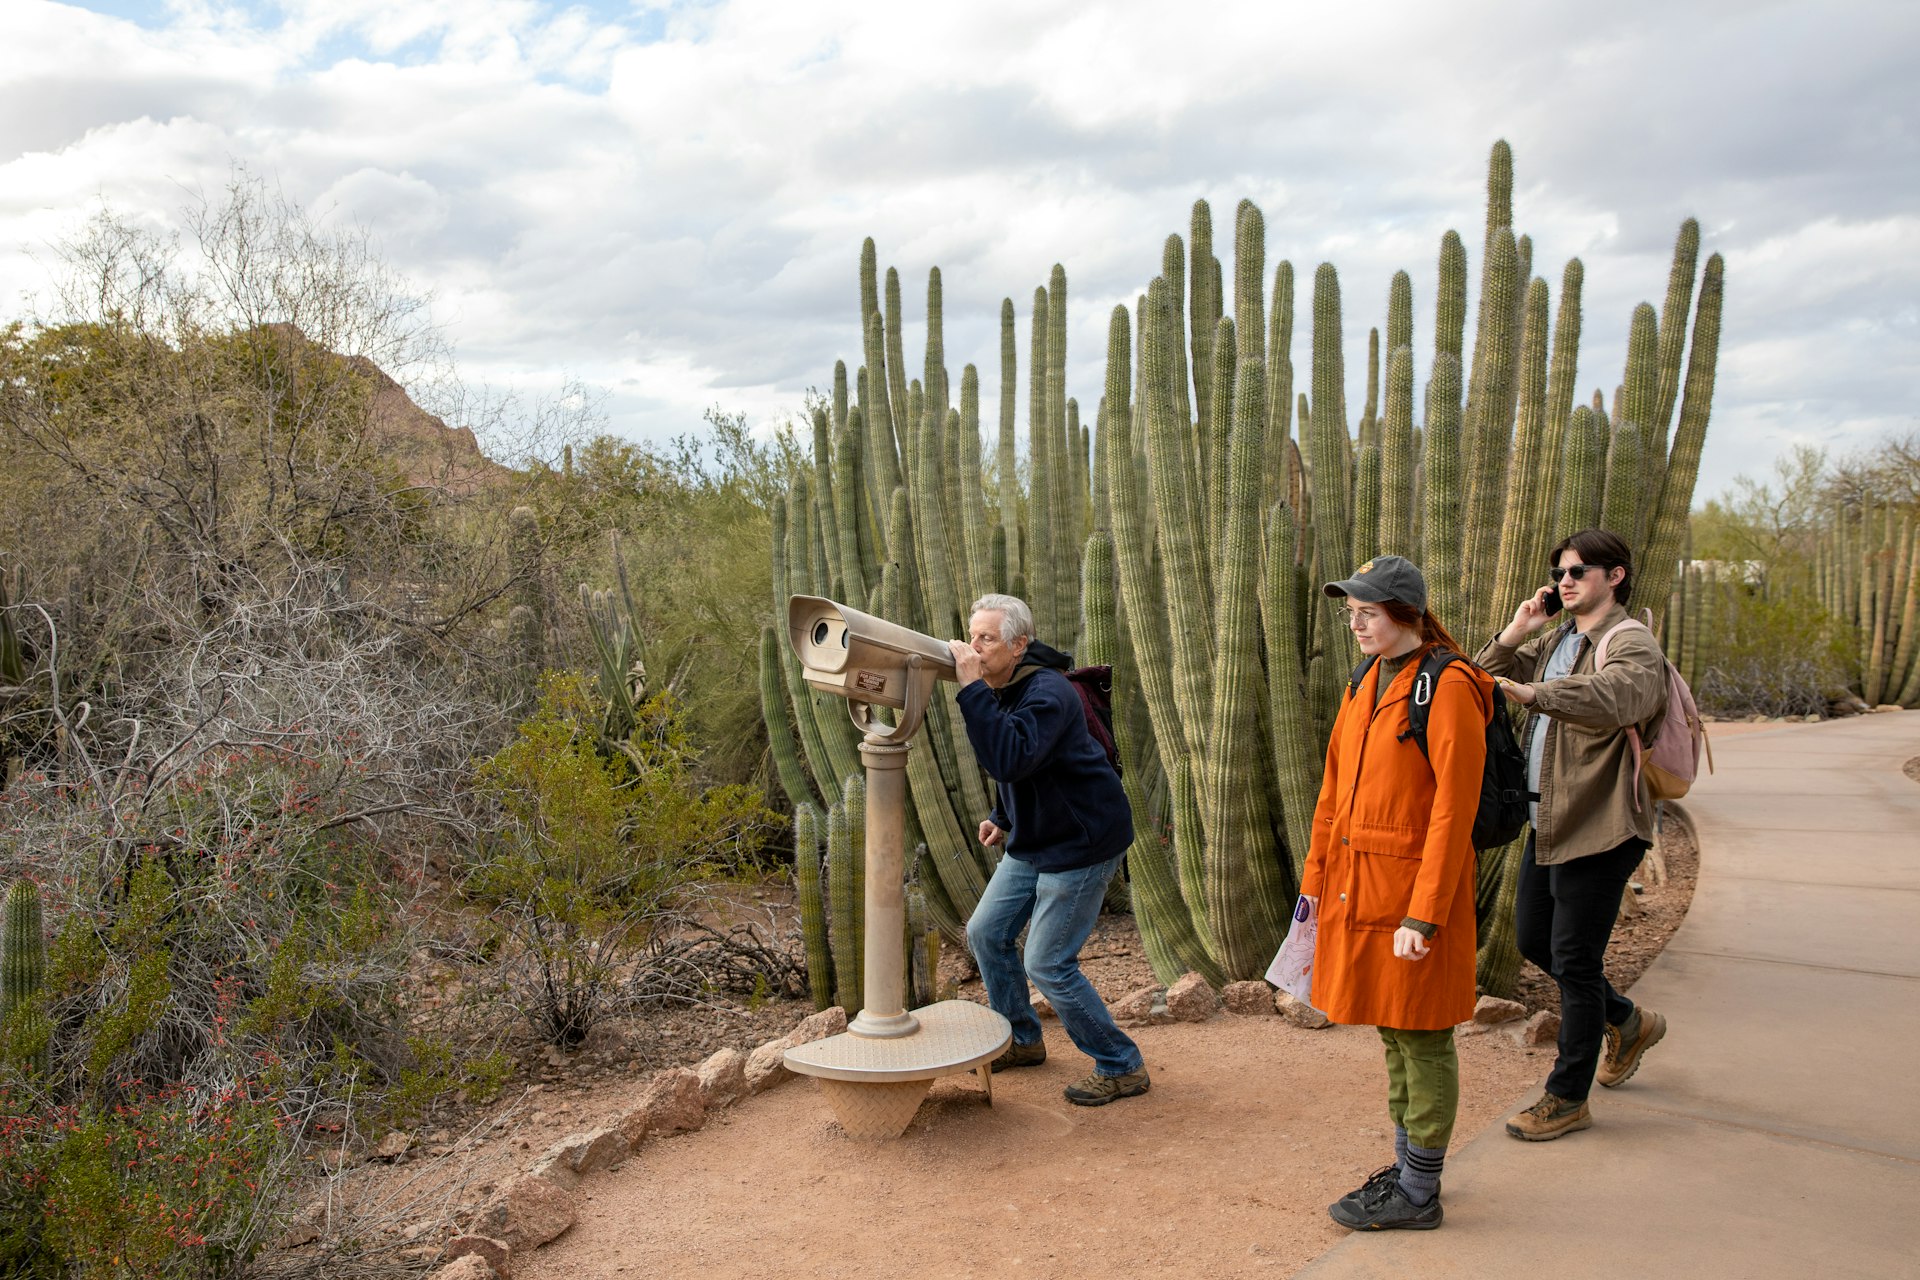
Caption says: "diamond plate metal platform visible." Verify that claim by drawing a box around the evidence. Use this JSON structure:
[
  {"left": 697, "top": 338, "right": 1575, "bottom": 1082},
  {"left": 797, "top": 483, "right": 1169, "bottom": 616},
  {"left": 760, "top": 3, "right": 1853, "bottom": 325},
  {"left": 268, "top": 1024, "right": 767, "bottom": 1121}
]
[{"left": 784, "top": 999, "right": 1012, "bottom": 1139}]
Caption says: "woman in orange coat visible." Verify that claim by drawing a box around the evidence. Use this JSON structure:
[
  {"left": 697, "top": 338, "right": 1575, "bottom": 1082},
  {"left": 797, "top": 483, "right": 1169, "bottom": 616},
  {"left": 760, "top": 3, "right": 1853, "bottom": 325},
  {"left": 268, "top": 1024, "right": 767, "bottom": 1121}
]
[{"left": 1298, "top": 555, "right": 1490, "bottom": 1232}]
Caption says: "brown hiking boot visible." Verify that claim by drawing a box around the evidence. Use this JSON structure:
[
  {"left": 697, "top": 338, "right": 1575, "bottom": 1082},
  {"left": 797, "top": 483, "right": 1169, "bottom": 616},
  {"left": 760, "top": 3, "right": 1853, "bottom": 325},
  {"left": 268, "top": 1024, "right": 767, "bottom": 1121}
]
[
  {"left": 988, "top": 1039, "right": 1047, "bottom": 1073},
  {"left": 1599, "top": 1006, "right": 1667, "bottom": 1088},
  {"left": 1505, "top": 1092, "right": 1592, "bottom": 1141},
  {"left": 1063, "top": 1067, "right": 1150, "bottom": 1106}
]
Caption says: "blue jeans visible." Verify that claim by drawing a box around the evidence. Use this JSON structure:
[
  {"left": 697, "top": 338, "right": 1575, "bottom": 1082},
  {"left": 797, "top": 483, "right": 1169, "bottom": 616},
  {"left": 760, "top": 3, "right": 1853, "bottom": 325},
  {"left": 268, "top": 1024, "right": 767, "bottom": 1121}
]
[{"left": 966, "top": 851, "right": 1144, "bottom": 1078}]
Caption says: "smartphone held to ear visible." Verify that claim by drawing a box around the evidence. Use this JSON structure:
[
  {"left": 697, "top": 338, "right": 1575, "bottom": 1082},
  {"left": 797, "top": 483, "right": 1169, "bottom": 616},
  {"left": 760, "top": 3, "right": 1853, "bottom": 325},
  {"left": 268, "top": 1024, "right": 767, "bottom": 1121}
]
[{"left": 1542, "top": 588, "right": 1563, "bottom": 616}]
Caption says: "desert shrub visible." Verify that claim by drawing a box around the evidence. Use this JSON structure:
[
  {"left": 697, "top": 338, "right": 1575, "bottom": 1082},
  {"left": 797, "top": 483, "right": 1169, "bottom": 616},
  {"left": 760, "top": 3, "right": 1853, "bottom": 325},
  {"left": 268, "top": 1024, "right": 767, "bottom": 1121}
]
[
  {"left": 0, "top": 1080, "right": 286, "bottom": 1279},
  {"left": 466, "top": 674, "right": 777, "bottom": 1047},
  {"left": 1694, "top": 587, "right": 1851, "bottom": 718}
]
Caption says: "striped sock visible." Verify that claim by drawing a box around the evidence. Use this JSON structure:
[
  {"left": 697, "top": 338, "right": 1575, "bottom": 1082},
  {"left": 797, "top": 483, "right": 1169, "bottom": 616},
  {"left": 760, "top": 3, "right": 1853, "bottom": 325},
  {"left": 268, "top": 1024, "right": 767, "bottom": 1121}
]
[
  {"left": 1399, "top": 1142, "right": 1445, "bottom": 1206},
  {"left": 1394, "top": 1126, "right": 1409, "bottom": 1172}
]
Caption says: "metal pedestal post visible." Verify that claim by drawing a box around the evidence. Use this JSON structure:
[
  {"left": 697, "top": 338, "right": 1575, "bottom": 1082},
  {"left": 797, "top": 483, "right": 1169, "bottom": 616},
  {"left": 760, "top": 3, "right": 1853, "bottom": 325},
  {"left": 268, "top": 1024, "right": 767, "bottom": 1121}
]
[{"left": 784, "top": 735, "right": 1011, "bottom": 1139}]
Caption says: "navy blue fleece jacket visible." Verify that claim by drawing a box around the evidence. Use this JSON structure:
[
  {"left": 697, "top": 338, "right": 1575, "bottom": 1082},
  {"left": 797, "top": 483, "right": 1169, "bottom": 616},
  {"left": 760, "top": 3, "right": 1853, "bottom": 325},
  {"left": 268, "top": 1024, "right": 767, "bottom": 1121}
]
[{"left": 953, "top": 640, "right": 1132, "bottom": 873}]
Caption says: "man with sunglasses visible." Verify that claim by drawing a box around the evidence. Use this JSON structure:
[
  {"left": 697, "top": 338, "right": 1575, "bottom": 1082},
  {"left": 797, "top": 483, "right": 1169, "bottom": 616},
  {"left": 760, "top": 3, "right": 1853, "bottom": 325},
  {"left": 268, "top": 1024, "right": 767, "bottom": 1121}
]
[{"left": 1475, "top": 528, "right": 1672, "bottom": 1141}]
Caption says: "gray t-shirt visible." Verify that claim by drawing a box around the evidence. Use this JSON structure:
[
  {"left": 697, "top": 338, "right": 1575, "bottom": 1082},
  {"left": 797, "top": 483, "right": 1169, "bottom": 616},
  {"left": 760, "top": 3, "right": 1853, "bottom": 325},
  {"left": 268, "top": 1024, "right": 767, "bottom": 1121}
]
[{"left": 1526, "top": 628, "right": 1588, "bottom": 825}]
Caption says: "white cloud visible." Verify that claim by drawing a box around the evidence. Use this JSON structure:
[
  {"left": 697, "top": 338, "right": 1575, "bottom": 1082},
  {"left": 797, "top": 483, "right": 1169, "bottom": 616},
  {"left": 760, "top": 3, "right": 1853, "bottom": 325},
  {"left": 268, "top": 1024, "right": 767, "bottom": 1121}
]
[{"left": 2, "top": 0, "right": 1917, "bottom": 508}]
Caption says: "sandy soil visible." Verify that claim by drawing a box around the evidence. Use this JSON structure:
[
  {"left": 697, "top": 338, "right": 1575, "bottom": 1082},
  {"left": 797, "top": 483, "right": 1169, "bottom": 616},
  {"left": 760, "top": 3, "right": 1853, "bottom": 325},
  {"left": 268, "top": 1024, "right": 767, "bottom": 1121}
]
[{"left": 502, "top": 822, "right": 1697, "bottom": 1280}]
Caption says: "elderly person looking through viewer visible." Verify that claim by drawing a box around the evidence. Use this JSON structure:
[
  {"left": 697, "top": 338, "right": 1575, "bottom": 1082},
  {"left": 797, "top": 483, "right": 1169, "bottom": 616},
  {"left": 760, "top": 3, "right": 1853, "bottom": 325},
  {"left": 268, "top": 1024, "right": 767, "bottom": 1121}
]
[{"left": 946, "top": 594, "right": 1147, "bottom": 1107}]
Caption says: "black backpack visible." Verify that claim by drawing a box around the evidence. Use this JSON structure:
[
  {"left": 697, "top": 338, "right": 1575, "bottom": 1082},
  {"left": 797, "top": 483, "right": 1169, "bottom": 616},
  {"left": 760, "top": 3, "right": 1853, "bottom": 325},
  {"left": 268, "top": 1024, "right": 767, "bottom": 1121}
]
[
  {"left": 1346, "top": 650, "right": 1530, "bottom": 851},
  {"left": 1065, "top": 665, "right": 1122, "bottom": 777}
]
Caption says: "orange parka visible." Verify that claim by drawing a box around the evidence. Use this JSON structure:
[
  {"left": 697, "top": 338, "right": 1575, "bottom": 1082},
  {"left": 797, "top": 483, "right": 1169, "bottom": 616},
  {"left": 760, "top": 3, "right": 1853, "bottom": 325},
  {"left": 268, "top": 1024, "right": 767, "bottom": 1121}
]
[{"left": 1298, "top": 650, "right": 1491, "bottom": 1031}]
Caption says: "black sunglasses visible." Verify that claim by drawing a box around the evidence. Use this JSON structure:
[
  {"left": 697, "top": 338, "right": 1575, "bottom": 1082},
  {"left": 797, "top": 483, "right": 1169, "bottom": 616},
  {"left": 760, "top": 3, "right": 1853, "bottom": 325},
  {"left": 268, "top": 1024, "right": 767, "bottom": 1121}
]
[{"left": 1549, "top": 563, "right": 1608, "bottom": 583}]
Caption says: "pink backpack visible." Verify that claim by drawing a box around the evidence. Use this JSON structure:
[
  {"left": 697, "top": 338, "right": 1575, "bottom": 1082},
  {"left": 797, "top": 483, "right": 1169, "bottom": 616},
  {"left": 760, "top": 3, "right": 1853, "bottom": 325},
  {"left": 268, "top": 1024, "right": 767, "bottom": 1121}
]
[{"left": 1594, "top": 611, "right": 1713, "bottom": 806}]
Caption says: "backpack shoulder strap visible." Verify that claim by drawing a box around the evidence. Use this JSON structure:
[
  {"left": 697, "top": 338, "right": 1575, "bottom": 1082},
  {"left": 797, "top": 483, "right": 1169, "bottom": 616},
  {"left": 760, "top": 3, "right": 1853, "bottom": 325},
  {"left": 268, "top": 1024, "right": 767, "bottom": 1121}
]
[
  {"left": 1345, "top": 655, "right": 1378, "bottom": 701},
  {"left": 1400, "top": 649, "right": 1463, "bottom": 755},
  {"left": 1593, "top": 617, "right": 1651, "bottom": 670}
]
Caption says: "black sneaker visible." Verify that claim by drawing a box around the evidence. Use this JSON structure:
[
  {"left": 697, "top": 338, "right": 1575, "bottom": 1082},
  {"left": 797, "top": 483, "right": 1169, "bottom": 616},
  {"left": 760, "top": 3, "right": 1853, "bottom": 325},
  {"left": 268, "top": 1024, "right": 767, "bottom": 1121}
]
[
  {"left": 1327, "top": 1172, "right": 1443, "bottom": 1231},
  {"left": 1334, "top": 1164, "right": 1441, "bottom": 1215},
  {"left": 1332, "top": 1165, "right": 1401, "bottom": 1214},
  {"left": 988, "top": 1039, "right": 1046, "bottom": 1072}
]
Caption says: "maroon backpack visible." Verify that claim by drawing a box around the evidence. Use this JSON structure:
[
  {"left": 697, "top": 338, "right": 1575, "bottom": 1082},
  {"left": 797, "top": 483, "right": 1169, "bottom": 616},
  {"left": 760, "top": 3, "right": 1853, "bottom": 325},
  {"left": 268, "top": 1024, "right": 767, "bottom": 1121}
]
[{"left": 1065, "top": 665, "right": 1121, "bottom": 776}]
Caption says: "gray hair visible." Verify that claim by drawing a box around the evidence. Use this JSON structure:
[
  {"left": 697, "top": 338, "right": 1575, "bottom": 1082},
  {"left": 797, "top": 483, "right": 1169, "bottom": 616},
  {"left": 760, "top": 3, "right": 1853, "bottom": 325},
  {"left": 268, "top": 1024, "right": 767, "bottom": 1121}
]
[{"left": 969, "top": 594, "right": 1034, "bottom": 645}]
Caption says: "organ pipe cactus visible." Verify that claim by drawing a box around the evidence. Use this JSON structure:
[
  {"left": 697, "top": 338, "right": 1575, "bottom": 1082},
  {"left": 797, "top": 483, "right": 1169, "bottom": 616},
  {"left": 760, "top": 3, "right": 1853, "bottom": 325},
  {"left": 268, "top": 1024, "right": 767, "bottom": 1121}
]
[{"left": 758, "top": 141, "right": 1726, "bottom": 994}]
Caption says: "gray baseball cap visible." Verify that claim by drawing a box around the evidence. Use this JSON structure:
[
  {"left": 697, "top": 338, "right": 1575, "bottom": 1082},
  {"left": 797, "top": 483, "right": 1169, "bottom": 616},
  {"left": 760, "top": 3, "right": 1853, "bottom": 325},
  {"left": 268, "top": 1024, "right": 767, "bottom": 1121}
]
[{"left": 1323, "top": 554, "right": 1428, "bottom": 612}]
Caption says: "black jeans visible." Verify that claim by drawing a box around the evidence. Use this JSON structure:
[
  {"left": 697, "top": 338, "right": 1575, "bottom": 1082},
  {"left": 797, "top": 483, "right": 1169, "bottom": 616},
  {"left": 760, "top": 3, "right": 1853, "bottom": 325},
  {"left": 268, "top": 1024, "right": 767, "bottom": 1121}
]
[{"left": 1515, "top": 833, "right": 1647, "bottom": 1102}]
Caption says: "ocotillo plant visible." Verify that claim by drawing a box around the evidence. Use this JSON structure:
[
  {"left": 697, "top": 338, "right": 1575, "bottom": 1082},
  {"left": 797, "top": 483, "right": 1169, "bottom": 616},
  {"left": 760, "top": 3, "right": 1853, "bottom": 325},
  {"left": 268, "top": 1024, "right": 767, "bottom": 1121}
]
[{"left": 760, "top": 142, "right": 1727, "bottom": 995}]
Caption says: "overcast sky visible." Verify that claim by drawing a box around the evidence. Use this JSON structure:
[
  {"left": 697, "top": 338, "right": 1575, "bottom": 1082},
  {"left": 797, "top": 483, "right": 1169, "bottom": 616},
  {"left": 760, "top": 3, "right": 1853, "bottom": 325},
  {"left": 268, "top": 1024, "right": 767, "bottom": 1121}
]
[{"left": 3, "top": 0, "right": 1916, "bottom": 503}]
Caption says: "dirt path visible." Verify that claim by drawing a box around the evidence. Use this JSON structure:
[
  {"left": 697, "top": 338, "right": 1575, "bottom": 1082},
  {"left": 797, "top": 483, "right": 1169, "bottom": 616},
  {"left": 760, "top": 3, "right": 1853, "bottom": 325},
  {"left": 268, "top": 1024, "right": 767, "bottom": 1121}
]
[
  {"left": 508, "top": 818, "right": 1697, "bottom": 1280},
  {"left": 515, "top": 1015, "right": 1549, "bottom": 1280}
]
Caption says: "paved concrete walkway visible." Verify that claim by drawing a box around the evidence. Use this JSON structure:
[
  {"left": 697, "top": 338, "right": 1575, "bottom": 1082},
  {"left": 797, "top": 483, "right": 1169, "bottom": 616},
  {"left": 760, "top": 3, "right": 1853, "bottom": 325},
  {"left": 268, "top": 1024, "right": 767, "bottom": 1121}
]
[{"left": 1300, "top": 713, "right": 1920, "bottom": 1280}]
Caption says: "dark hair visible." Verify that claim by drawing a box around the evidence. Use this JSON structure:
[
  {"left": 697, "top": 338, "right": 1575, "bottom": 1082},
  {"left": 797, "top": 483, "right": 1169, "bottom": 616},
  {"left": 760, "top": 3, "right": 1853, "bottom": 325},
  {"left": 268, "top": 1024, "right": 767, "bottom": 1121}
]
[
  {"left": 1550, "top": 528, "right": 1633, "bottom": 607},
  {"left": 1379, "top": 600, "right": 1466, "bottom": 656}
]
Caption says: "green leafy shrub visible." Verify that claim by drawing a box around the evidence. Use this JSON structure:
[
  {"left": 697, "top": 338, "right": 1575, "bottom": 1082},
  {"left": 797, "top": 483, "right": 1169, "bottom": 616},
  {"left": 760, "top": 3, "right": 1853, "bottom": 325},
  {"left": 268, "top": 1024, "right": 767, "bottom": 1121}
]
[
  {"left": 1694, "top": 586, "right": 1851, "bottom": 718},
  {"left": 468, "top": 674, "right": 776, "bottom": 1047}
]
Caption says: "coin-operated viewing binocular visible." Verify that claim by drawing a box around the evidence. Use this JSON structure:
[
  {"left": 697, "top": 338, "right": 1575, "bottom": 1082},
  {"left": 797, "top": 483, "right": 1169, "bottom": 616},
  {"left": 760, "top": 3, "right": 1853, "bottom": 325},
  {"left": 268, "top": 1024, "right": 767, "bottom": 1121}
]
[{"left": 787, "top": 594, "right": 959, "bottom": 743}]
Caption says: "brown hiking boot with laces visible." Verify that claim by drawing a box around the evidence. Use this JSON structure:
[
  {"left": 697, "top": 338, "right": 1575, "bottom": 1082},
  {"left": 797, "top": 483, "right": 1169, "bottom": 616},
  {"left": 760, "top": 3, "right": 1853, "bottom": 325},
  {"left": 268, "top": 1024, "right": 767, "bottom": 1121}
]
[
  {"left": 1504, "top": 1092, "right": 1592, "bottom": 1141},
  {"left": 1598, "top": 1006, "right": 1667, "bottom": 1088},
  {"left": 1063, "top": 1067, "right": 1149, "bottom": 1106},
  {"left": 988, "top": 1039, "right": 1046, "bottom": 1072}
]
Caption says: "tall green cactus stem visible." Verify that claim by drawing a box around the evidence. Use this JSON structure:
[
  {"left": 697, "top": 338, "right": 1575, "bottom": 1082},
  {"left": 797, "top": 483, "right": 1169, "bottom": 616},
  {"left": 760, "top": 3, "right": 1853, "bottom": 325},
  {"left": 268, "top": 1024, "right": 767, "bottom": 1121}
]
[
  {"left": 1233, "top": 200, "right": 1267, "bottom": 365},
  {"left": 1534, "top": 258, "right": 1585, "bottom": 576},
  {"left": 1161, "top": 235, "right": 1196, "bottom": 449},
  {"left": 1380, "top": 346, "right": 1415, "bottom": 555},
  {"left": 1652, "top": 219, "right": 1702, "bottom": 444},
  {"left": 1491, "top": 278, "right": 1553, "bottom": 625},
  {"left": 2, "top": 878, "right": 50, "bottom": 1075},
  {"left": 1601, "top": 420, "right": 1644, "bottom": 546},
  {"left": 1309, "top": 263, "right": 1353, "bottom": 590},
  {"left": 959, "top": 366, "right": 992, "bottom": 602},
  {"left": 811, "top": 408, "right": 843, "bottom": 592},
  {"left": 833, "top": 360, "right": 849, "bottom": 433},
  {"left": 794, "top": 805, "right": 834, "bottom": 1009},
  {"left": 1420, "top": 355, "right": 1465, "bottom": 633},
  {"left": 1027, "top": 285, "right": 1055, "bottom": 638},
  {"left": 1048, "top": 266, "right": 1078, "bottom": 646},
  {"left": 1555, "top": 406, "right": 1605, "bottom": 538},
  {"left": 1189, "top": 200, "right": 1218, "bottom": 440},
  {"left": 1201, "top": 357, "right": 1289, "bottom": 977},
  {"left": 1462, "top": 228, "right": 1520, "bottom": 641},
  {"left": 826, "top": 793, "right": 861, "bottom": 1013},
  {"left": 1352, "top": 444, "right": 1382, "bottom": 571},
  {"left": 925, "top": 267, "right": 949, "bottom": 429},
  {"left": 1436, "top": 230, "right": 1468, "bottom": 364},
  {"left": 1620, "top": 303, "right": 1661, "bottom": 548},
  {"left": 1474, "top": 836, "right": 1526, "bottom": 997},
  {"left": 1387, "top": 270, "right": 1413, "bottom": 363},
  {"left": 1266, "top": 260, "right": 1296, "bottom": 493},
  {"left": 1484, "top": 139, "right": 1514, "bottom": 244},
  {"left": 861, "top": 311, "right": 904, "bottom": 514},
  {"left": 1637, "top": 253, "right": 1725, "bottom": 626},
  {"left": 1106, "top": 303, "right": 1185, "bottom": 763},
  {"left": 1361, "top": 328, "right": 1381, "bottom": 446},
  {"left": 833, "top": 421, "right": 871, "bottom": 606},
  {"left": 760, "top": 627, "right": 819, "bottom": 809},
  {"left": 884, "top": 267, "right": 909, "bottom": 444},
  {"left": 1207, "top": 316, "right": 1237, "bottom": 571},
  {"left": 1144, "top": 278, "right": 1217, "bottom": 743},
  {"left": 1169, "top": 758, "right": 1220, "bottom": 960},
  {"left": 1893, "top": 522, "right": 1920, "bottom": 706},
  {"left": 997, "top": 298, "right": 1021, "bottom": 581},
  {"left": 1261, "top": 503, "right": 1321, "bottom": 877}
]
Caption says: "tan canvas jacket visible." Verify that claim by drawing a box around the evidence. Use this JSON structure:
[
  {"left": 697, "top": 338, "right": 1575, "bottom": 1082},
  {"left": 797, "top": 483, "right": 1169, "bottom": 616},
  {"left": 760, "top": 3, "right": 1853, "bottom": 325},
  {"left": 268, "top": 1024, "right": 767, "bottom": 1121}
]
[{"left": 1474, "top": 602, "right": 1669, "bottom": 865}]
